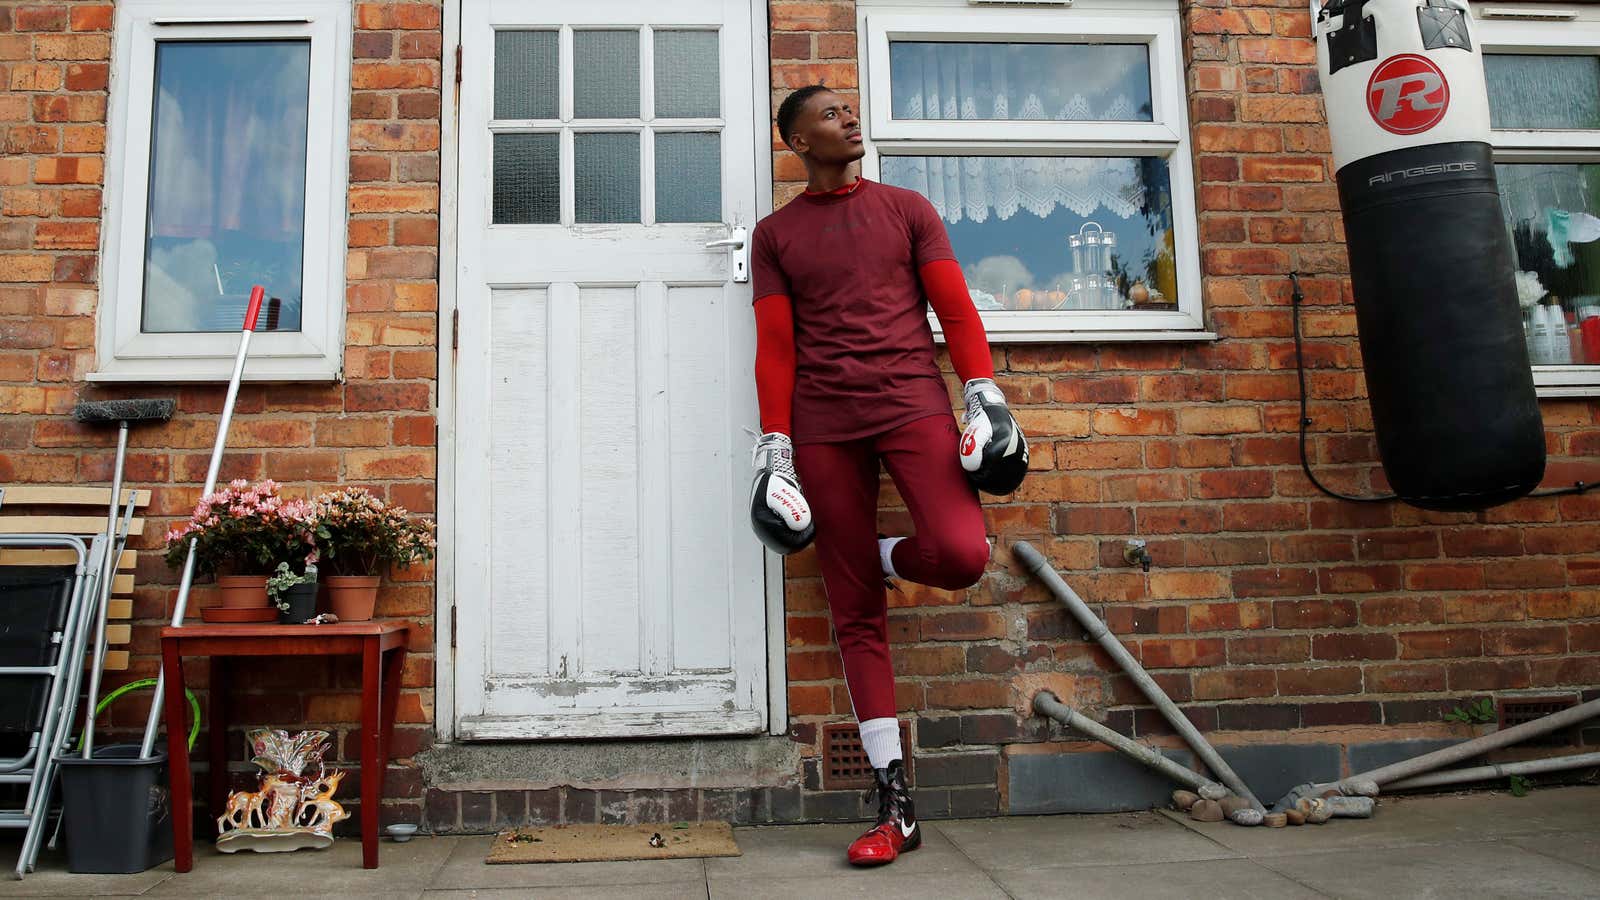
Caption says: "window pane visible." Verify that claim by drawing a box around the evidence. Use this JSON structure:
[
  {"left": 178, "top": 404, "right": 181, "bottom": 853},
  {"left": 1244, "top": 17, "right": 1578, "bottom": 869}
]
[
  {"left": 888, "top": 42, "right": 1152, "bottom": 122},
  {"left": 495, "top": 30, "right": 559, "bottom": 120},
  {"left": 575, "top": 132, "right": 640, "bottom": 223},
  {"left": 1497, "top": 163, "right": 1600, "bottom": 366},
  {"left": 1485, "top": 54, "right": 1600, "bottom": 131},
  {"left": 575, "top": 30, "right": 639, "bottom": 118},
  {"left": 655, "top": 132, "right": 720, "bottom": 222},
  {"left": 494, "top": 133, "right": 560, "bottom": 224},
  {"left": 881, "top": 155, "right": 1178, "bottom": 310},
  {"left": 654, "top": 30, "right": 720, "bottom": 118},
  {"left": 142, "top": 40, "right": 309, "bottom": 334}
]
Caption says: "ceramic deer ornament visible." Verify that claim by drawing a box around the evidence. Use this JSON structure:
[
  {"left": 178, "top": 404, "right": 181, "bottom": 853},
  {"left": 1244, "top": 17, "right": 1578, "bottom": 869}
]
[{"left": 215, "top": 729, "right": 348, "bottom": 853}]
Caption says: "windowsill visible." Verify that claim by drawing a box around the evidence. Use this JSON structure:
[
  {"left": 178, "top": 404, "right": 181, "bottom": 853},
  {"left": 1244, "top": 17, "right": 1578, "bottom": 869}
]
[
  {"left": 1535, "top": 384, "right": 1600, "bottom": 399},
  {"left": 936, "top": 329, "right": 1217, "bottom": 344},
  {"left": 87, "top": 364, "right": 343, "bottom": 384}
]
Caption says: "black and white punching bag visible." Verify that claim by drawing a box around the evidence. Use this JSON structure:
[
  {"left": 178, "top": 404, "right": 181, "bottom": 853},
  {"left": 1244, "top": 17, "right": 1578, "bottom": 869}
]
[{"left": 1316, "top": 0, "right": 1545, "bottom": 511}]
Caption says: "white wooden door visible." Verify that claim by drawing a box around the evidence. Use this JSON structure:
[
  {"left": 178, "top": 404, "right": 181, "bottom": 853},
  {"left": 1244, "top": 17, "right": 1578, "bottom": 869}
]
[{"left": 455, "top": 0, "right": 766, "bottom": 739}]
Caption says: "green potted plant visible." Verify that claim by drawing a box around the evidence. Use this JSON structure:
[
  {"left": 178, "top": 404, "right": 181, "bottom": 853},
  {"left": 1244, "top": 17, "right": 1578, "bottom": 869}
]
[
  {"left": 310, "top": 488, "right": 436, "bottom": 621},
  {"left": 267, "top": 560, "right": 319, "bottom": 624},
  {"left": 164, "top": 479, "right": 315, "bottom": 609}
]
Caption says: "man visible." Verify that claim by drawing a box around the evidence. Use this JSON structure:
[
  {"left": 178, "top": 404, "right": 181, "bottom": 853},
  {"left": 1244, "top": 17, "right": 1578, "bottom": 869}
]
[{"left": 746, "top": 85, "right": 1027, "bottom": 866}]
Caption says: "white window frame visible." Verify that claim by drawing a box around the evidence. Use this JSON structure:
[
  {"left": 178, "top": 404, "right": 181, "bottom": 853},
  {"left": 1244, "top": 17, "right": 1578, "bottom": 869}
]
[
  {"left": 93, "top": 0, "right": 351, "bottom": 383},
  {"left": 858, "top": 2, "right": 1209, "bottom": 343},
  {"left": 1476, "top": 3, "right": 1600, "bottom": 397}
]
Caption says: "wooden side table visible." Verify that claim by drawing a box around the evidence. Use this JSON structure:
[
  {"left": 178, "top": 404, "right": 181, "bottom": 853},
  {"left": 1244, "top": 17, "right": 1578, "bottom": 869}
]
[{"left": 159, "top": 621, "right": 409, "bottom": 871}]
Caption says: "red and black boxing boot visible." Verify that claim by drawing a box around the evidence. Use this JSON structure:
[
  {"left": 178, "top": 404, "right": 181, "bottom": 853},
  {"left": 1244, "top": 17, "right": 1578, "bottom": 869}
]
[{"left": 846, "top": 760, "right": 919, "bottom": 866}]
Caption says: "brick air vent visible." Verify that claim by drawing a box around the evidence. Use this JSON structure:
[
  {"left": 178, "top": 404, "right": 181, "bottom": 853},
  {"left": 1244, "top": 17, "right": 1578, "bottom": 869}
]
[
  {"left": 1499, "top": 695, "right": 1580, "bottom": 746},
  {"left": 821, "top": 721, "right": 913, "bottom": 791}
]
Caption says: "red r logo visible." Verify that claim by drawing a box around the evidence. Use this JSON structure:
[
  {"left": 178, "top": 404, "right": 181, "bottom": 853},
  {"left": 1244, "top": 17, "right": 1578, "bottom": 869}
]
[
  {"left": 1367, "top": 54, "right": 1449, "bottom": 135},
  {"left": 962, "top": 434, "right": 977, "bottom": 455}
]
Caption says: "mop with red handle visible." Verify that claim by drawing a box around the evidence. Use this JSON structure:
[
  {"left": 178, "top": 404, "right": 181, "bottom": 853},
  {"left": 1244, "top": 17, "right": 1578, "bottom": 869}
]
[{"left": 137, "top": 286, "right": 266, "bottom": 758}]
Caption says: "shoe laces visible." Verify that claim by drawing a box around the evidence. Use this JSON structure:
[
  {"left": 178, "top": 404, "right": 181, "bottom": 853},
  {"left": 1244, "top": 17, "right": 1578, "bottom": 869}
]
[
  {"left": 747, "top": 429, "right": 800, "bottom": 484},
  {"left": 861, "top": 774, "right": 910, "bottom": 826}
]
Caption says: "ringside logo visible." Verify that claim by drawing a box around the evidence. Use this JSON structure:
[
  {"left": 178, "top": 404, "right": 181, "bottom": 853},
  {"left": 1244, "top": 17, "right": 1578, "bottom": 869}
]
[{"left": 1366, "top": 54, "right": 1449, "bottom": 135}]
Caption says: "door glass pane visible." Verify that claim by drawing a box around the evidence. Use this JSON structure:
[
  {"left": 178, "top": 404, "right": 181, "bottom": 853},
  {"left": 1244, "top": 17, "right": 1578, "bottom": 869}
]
[
  {"left": 494, "top": 133, "right": 560, "bottom": 224},
  {"left": 142, "top": 40, "right": 309, "bottom": 334},
  {"left": 655, "top": 132, "right": 720, "bottom": 222},
  {"left": 575, "top": 132, "right": 640, "bottom": 223},
  {"left": 1485, "top": 54, "right": 1600, "bottom": 131},
  {"left": 494, "top": 30, "right": 559, "bottom": 120},
  {"left": 1497, "top": 163, "right": 1600, "bottom": 367},
  {"left": 881, "top": 155, "right": 1179, "bottom": 310},
  {"left": 654, "top": 30, "right": 720, "bottom": 118},
  {"left": 574, "top": 30, "right": 639, "bottom": 118},
  {"left": 889, "top": 41, "right": 1152, "bottom": 122}
]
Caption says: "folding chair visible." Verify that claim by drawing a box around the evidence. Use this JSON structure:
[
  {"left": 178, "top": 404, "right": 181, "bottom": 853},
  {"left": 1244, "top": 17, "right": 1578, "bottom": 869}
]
[{"left": 0, "top": 486, "right": 146, "bottom": 878}]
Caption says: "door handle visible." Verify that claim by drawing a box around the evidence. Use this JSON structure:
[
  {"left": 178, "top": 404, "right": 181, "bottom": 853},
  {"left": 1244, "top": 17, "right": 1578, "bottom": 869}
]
[{"left": 704, "top": 225, "right": 750, "bottom": 283}]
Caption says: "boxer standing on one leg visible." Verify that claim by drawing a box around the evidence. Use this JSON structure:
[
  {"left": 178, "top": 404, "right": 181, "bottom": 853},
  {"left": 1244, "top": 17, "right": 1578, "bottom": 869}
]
[{"left": 746, "top": 85, "right": 1028, "bottom": 867}]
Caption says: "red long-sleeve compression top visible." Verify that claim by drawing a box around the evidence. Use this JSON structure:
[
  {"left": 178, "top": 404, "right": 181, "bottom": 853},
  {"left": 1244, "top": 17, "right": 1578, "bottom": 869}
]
[{"left": 753, "top": 258, "right": 994, "bottom": 435}]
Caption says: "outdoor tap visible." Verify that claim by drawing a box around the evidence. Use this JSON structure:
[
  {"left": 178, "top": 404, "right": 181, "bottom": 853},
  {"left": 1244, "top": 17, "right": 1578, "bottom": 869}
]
[{"left": 1124, "top": 539, "right": 1152, "bottom": 573}]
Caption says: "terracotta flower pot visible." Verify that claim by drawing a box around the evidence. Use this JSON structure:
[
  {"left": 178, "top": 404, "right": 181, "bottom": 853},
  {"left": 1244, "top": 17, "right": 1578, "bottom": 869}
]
[
  {"left": 217, "top": 575, "right": 270, "bottom": 609},
  {"left": 325, "top": 575, "right": 380, "bottom": 622}
]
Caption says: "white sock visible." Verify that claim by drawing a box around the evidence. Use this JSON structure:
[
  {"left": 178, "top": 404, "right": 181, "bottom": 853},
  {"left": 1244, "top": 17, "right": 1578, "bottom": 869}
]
[
  {"left": 878, "top": 537, "right": 906, "bottom": 579},
  {"left": 858, "top": 717, "right": 902, "bottom": 770}
]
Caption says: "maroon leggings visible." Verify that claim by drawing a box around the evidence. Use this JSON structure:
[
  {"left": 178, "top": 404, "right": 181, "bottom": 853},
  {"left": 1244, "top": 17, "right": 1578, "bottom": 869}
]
[{"left": 794, "top": 413, "right": 990, "bottom": 722}]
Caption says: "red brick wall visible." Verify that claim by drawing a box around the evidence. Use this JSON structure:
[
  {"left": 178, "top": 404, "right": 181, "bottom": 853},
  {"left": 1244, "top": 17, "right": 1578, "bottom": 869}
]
[
  {"left": 0, "top": 1, "right": 442, "bottom": 827},
  {"left": 770, "top": 0, "right": 1600, "bottom": 791}
]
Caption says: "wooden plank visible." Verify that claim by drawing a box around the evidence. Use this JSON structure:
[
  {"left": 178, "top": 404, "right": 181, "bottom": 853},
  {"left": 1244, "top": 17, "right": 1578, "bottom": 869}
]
[
  {"left": 108, "top": 598, "right": 132, "bottom": 620},
  {"left": 99, "top": 650, "right": 130, "bottom": 671},
  {"left": 111, "top": 573, "right": 133, "bottom": 595},
  {"left": 0, "top": 486, "right": 150, "bottom": 507},
  {"left": 0, "top": 517, "right": 145, "bottom": 536},
  {"left": 0, "top": 548, "right": 137, "bottom": 569},
  {"left": 105, "top": 624, "right": 131, "bottom": 645}
]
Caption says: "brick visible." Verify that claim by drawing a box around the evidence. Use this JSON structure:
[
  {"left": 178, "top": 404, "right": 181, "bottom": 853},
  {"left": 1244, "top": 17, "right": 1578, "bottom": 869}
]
[
  {"left": 772, "top": 4, "right": 856, "bottom": 32},
  {"left": 1140, "top": 638, "right": 1226, "bottom": 669},
  {"left": 350, "top": 186, "right": 439, "bottom": 214},
  {"left": 1484, "top": 626, "right": 1566, "bottom": 657},
  {"left": 773, "top": 62, "right": 857, "bottom": 89},
  {"left": 1397, "top": 628, "right": 1482, "bottom": 659},
  {"left": 352, "top": 63, "right": 439, "bottom": 90},
  {"left": 9, "top": 64, "right": 63, "bottom": 92},
  {"left": 1277, "top": 665, "right": 1361, "bottom": 696},
  {"left": 35, "top": 34, "right": 111, "bottom": 60},
  {"left": 1232, "top": 567, "right": 1317, "bottom": 598},
  {"left": 350, "top": 123, "right": 440, "bottom": 152},
  {"left": 1274, "top": 599, "right": 1357, "bottom": 630},
  {"left": 921, "top": 611, "right": 1004, "bottom": 641},
  {"left": 70, "top": 5, "right": 115, "bottom": 32},
  {"left": 1312, "top": 632, "right": 1397, "bottom": 661},
  {"left": 1228, "top": 635, "right": 1308, "bottom": 665},
  {"left": 33, "top": 221, "right": 97, "bottom": 250},
  {"left": 15, "top": 6, "right": 69, "bottom": 31},
  {"left": 1215, "top": 703, "right": 1299, "bottom": 731},
  {"left": 1193, "top": 668, "right": 1276, "bottom": 700}
]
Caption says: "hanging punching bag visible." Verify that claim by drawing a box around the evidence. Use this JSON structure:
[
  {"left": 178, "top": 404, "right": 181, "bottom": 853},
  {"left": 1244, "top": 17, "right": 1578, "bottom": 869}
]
[{"left": 1315, "top": 0, "right": 1544, "bottom": 511}]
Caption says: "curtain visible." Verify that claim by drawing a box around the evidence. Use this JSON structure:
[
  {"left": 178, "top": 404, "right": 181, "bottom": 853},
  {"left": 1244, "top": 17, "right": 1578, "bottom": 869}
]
[{"left": 886, "top": 41, "right": 1151, "bottom": 224}]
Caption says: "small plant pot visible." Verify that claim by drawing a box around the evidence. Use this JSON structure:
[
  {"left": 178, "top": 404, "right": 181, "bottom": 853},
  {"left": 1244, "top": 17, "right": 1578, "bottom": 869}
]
[
  {"left": 216, "top": 575, "right": 270, "bottom": 609},
  {"left": 325, "top": 575, "right": 381, "bottom": 621},
  {"left": 276, "top": 582, "right": 319, "bottom": 624}
]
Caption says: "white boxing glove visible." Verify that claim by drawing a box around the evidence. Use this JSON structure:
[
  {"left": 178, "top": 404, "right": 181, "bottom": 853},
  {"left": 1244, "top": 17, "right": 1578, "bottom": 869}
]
[
  {"left": 749, "top": 432, "right": 815, "bottom": 554},
  {"left": 959, "top": 378, "right": 1029, "bottom": 496}
]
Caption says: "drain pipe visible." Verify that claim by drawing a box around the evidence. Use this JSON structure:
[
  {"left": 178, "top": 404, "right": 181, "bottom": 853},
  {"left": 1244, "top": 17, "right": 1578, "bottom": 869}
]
[
  {"left": 1013, "top": 541, "right": 1266, "bottom": 817},
  {"left": 1033, "top": 691, "right": 1233, "bottom": 804},
  {"left": 1273, "top": 695, "right": 1600, "bottom": 810},
  {"left": 1383, "top": 751, "right": 1600, "bottom": 792}
]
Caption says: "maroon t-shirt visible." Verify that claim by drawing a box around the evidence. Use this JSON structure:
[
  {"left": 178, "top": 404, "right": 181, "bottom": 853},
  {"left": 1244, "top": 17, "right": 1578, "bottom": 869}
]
[{"left": 752, "top": 179, "right": 956, "bottom": 444}]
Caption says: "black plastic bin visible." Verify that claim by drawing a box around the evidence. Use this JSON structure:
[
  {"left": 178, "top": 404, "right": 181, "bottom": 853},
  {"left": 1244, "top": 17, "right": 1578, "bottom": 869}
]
[{"left": 56, "top": 745, "right": 174, "bottom": 874}]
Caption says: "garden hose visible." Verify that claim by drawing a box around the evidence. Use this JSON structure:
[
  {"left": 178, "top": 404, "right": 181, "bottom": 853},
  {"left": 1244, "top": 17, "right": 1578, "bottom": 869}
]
[{"left": 78, "top": 678, "right": 200, "bottom": 752}]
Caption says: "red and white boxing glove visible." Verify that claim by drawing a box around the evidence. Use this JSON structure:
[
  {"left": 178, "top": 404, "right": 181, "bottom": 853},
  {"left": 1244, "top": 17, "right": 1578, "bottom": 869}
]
[
  {"left": 749, "top": 432, "right": 815, "bottom": 554},
  {"left": 959, "top": 378, "right": 1029, "bottom": 496}
]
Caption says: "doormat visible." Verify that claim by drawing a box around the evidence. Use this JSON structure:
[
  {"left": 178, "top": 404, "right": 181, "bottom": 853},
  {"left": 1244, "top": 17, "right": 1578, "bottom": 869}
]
[{"left": 486, "top": 822, "right": 741, "bottom": 864}]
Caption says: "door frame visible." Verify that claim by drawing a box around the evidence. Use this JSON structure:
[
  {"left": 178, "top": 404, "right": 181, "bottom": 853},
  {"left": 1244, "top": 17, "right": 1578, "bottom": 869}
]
[{"left": 435, "top": 0, "right": 782, "bottom": 743}]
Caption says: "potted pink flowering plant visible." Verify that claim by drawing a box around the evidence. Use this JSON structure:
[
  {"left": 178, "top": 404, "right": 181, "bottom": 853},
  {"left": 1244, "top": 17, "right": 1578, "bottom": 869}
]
[
  {"left": 310, "top": 488, "right": 436, "bottom": 621},
  {"left": 164, "top": 479, "right": 317, "bottom": 608}
]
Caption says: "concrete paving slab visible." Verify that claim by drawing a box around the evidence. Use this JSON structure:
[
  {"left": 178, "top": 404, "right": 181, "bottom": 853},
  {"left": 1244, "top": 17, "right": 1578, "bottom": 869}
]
[
  {"left": 139, "top": 835, "right": 455, "bottom": 898},
  {"left": 1508, "top": 832, "right": 1600, "bottom": 872},
  {"left": 708, "top": 822, "right": 980, "bottom": 879},
  {"left": 934, "top": 811, "right": 1240, "bottom": 871},
  {"left": 424, "top": 886, "right": 708, "bottom": 900},
  {"left": 991, "top": 857, "right": 1326, "bottom": 900},
  {"left": 427, "top": 835, "right": 707, "bottom": 890},
  {"left": 0, "top": 837, "right": 174, "bottom": 897},
  {"left": 708, "top": 870, "right": 1008, "bottom": 900},
  {"left": 1386, "top": 787, "right": 1600, "bottom": 838},
  {"left": 1255, "top": 841, "right": 1600, "bottom": 899}
]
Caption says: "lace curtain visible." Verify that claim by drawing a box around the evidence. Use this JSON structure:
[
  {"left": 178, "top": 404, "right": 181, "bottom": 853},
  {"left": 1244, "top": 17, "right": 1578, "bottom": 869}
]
[{"left": 885, "top": 41, "right": 1152, "bottom": 224}]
